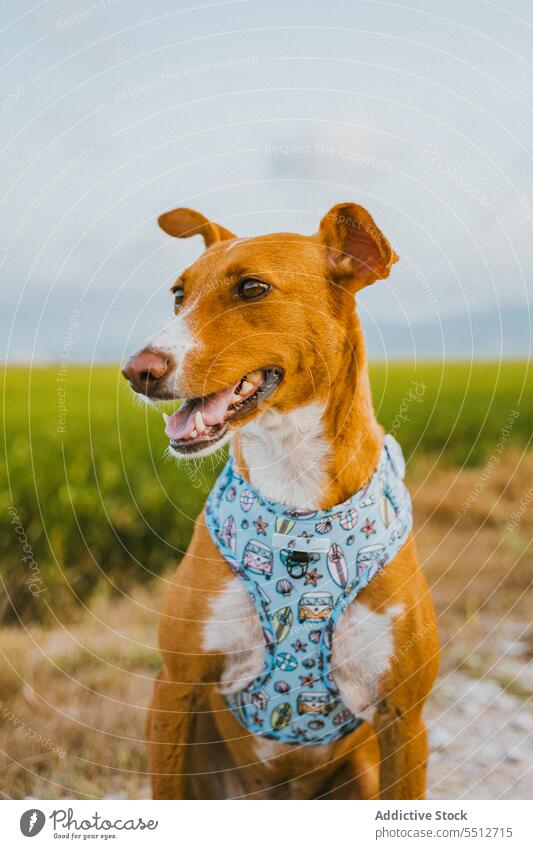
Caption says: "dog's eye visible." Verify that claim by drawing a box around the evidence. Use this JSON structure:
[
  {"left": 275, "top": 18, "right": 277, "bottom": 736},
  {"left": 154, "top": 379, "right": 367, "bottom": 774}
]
[
  {"left": 173, "top": 287, "right": 185, "bottom": 309},
  {"left": 235, "top": 278, "right": 271, "bottom": 301}
]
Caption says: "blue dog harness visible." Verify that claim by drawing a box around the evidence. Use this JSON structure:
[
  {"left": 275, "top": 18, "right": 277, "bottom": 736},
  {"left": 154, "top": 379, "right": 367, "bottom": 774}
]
[{"left": 205, "top": 435, "right": 412, "bottom": 745}]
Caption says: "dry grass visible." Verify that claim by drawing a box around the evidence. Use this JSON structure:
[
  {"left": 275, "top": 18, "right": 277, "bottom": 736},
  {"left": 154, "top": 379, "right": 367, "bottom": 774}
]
[
  {"left": 0, "top": 584, "right": 162, "bottom": 799},
  {"left": 0, "top": 453, "right": 531, "bottom": 799},
  {"left": 414, "top": 450, "right": 533, "bottom": 798}
]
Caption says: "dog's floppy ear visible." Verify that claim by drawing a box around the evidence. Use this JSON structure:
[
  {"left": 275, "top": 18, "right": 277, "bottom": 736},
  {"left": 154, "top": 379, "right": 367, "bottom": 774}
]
[
  {"left": 158, "top": 207, "right": 236, "bottom": 248},
  {"left": 318, "top": 202, "right": 398, "bottom": 292}
]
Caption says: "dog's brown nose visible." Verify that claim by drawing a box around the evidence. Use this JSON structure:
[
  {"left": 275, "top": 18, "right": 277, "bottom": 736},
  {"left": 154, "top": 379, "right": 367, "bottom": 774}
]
[{"left": 122, "top": 348, "right": 172, "bottom": 394}]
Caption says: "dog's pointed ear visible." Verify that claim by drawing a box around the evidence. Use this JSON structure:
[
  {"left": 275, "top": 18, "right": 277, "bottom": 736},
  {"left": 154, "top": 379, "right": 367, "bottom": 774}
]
[
  {"left": 158, "top": 207, "right": 236, "bottom": 248},
  {"left": 318, "top": 202, "right": 398, "bottom": 292}
]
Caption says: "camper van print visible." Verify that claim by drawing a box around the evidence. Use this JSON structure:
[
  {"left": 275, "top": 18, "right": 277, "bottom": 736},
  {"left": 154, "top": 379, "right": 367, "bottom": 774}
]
[
  {"left": 356, "top": 543, "right": 388, "bottom": 577},
  {"left": 297, "top": 691, "right": 337, "bottom": 715},
  {"left": 243, "top": 539, "right": 273, "bottom": 578},
  {"left": 298, "top": 591, "right": 334, "bottom": 623}
]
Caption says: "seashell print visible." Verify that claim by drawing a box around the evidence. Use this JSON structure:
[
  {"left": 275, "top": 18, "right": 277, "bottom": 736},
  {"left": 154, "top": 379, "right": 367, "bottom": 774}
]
[
  {"left": 274, "top": 680, "right": 290, "bottom": 694},
  {"left": 315, "top": 518, "right": 332, "bottom": 534},
  {"left": 275, "top": 516, "right": 295, "bottom": 535},
  {"left": 275, "top": 578, "right": 294, "bottom": 597}
]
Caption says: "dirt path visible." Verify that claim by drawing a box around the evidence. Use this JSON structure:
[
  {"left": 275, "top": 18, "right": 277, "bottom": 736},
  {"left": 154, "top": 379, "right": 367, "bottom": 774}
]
[
  {"left": 427, "top": 668, "right": 532, "bottom": 799},
  {"left": 415, "top": 454, "right": 533, "bottom": 799}
]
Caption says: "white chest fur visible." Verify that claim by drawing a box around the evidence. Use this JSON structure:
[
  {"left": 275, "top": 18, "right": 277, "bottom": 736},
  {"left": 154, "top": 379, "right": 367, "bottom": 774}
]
[
  {"left": 238, "top": 402, "right": 329, "bottom": 509},
  {"left": 203, "top": 577, "right": 402, "bottom": 724},
  {"left": 331, "top": 602, "right": 403, "bottom": 721},
  {"left": 203, "top": 576, "right": 264, "bottom": 695}
]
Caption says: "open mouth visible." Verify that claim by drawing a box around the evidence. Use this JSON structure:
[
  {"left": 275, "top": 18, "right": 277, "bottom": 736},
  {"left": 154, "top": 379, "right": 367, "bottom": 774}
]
[{"left": 164, "top": 366, "right": 283, "bottom": 454}]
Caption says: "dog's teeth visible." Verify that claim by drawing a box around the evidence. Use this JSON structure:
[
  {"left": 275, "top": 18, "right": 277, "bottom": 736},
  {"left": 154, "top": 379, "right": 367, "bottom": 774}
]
[
  {"left": 247, "top": 369, "right": 263, "bottom": 383},
  {"left": 195, "top": 411, "right": 206, "bottom": 433},
  {"left": 191, "top": 429, "right": 198, "bottom": 438},
  {"left": 162, "top": 413, "right": 169, "bottom": 424},
  {"left": 241, "top": 380, "right": 254, "bottom": 395}
]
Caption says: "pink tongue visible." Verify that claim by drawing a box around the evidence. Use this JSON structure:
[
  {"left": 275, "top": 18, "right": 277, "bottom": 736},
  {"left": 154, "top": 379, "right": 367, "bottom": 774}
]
[{"left": 165, "top": 384, "right": 237, "bottom": 441}]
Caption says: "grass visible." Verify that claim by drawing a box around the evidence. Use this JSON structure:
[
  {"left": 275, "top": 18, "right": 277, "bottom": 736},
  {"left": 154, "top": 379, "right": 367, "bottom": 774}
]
[
  {"left": 0, "top": 582, "right": 159, "bottom": 800},
  {"left": 369, "top": 361, "right": 531, "bottom": 466},
  {"left": 1, "top": 361, "right": 531, "bottom": 625}
]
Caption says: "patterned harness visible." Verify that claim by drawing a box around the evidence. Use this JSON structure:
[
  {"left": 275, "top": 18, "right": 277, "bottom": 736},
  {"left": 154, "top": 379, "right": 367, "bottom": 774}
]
[{"left": 205, "top": 435, "right": 412, "bottom": 745}]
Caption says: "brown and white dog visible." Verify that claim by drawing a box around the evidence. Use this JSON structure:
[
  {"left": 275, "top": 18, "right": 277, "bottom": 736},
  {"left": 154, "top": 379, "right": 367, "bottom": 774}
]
[{"left": 122, "top": 202, "right": 439, "bottom": 800}]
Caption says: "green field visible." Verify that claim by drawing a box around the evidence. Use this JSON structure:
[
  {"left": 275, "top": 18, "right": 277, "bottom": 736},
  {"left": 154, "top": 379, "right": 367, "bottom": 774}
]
[{"left": 1, "top": 362, "right": 531, "bottom": 625}]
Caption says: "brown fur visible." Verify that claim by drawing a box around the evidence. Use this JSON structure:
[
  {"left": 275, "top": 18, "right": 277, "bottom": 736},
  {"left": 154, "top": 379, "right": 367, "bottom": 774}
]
[{"left": 126, "top": 202, "right": 440, "bottom": 799}]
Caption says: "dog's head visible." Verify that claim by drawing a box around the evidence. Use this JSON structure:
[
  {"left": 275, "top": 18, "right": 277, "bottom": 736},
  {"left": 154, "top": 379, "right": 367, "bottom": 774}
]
[{"left": 122, "top": 203, "right": 397, "bottom": 457}]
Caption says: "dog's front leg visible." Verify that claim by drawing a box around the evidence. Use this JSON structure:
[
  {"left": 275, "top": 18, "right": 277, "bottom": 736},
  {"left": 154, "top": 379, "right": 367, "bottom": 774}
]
[
  {"left": 148, "top": 666, "right": 212, "bottom": 800},
  {"left": 374, "top": 704, "right": 429, "bottom": 799},
  {"left": 147, "top": 525, "right": 230, "bottom": 799}
]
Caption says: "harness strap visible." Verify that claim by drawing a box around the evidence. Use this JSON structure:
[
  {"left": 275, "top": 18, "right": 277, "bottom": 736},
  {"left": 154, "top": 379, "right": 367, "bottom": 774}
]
[{"left": 205, "top": 435, "right": 412, "bottom": 745}]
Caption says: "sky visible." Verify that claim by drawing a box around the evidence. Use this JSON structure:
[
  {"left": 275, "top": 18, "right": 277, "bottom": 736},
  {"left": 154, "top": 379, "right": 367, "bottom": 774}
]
[{"left": 1, "top": 0, "right": 532, "bottom": 363}]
